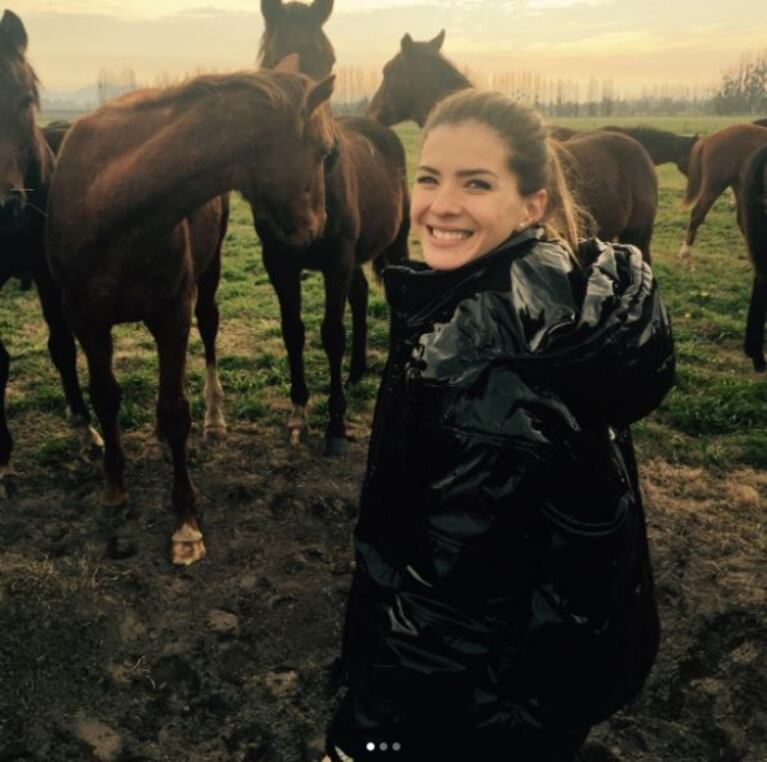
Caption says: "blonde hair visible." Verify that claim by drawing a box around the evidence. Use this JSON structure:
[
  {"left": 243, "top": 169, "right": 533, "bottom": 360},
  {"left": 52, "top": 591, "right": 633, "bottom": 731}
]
[{"left": 423, "top": 89, "right": 590, "bottom": 255}]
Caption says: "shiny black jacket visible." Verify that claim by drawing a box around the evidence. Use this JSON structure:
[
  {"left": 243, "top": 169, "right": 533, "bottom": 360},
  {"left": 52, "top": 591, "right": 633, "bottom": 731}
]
[{"left": 327, "top": 229, "right": 675, "bottom": 760}]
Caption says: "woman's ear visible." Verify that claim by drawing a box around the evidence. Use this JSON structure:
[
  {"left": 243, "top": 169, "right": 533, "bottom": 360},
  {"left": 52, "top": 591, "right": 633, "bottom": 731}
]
[{"left": 521, "top": 189, "right": 548, "bottom": 228}]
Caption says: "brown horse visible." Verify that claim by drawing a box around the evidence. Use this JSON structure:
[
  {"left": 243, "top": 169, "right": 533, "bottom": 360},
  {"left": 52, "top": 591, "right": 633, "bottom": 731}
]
[
  {"left": 0, "top": 9, "right": 100, "bottom": 496},
  {"left": 741, "top": 142, "right": 767, "bottom": 371},
  {"left": 368, "top": 30, "right": 657, "bottom": 260},
  {"left": 754, "top": 118, "right": 767, "bottom": 128},
  {"left": 259, "top": 0, "right": 410, "bottom": 454},
  {"left": 601, "top": 126, "right": 698, "bottom": 176},
  {"left": 46, "top": 62, "right": 336, "bottom": 565},
  {"left": 679, "top": 123, "right": 767, "bottom": 258}
]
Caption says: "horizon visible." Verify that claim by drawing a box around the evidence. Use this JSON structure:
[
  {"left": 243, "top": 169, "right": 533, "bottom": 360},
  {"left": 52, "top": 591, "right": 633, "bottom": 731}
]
[{"left": 17, "top": 1, "right": 767, "bottom": 100}]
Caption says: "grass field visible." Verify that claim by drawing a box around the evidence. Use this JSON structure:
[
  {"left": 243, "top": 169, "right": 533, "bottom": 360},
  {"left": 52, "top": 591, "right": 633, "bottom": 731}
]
[{"left": 4, "top": 114, "right": 766, "bottom": 476}]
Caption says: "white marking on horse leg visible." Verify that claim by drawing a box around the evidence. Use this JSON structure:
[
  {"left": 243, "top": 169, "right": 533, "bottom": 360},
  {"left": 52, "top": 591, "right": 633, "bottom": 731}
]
[
  {"left": 203, "top": 364, "right": 226, "bottom": 440},
  {"left": 68, "top": 413, "right": 104, "bottom": 459},
  {"left": 678, "top": 242, "right": 693, "bottom": 259},
  {"left": 288, "top": 404, "right": 306, "bottom": 447},
  {"left": 171, "top": 521, "right": 206, "bottom": 566}
]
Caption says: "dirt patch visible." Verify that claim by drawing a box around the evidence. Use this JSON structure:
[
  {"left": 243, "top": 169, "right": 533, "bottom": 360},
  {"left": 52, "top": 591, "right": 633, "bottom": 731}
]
[{"left": 1, "top": 427, "right": 765, "bottom": 761}]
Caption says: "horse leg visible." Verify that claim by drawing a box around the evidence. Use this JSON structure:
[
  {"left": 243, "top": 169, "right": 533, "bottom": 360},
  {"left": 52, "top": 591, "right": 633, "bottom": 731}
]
[
  {"left": 0, "top": 336, "right": 12, "bottom": 498},
  {"left": 263, "top": 247, "right": 309, "bottom": 446},
  {"left": 322, "top": 254, "right": 354, "bottom": 456},
  {"left": 347, "top": 265, "right": 368, "bottom": 384},
  {"left": 146, "top": 306, "right": 202, "bottom": 566},
  {"left": 77, "top": 324, "right": 127, "bottom": 508},
  {"left": 679, "top": 188, "right": 721, "bottom": 259},
  {"left": 195, "top": 255, "right": 226, "bottom": 441},
  {"left": 744, "top": 277, "right": 767, "bottom": 372},
  {"left": 34, "top": 262, "right": 103, "bottom": 456}
]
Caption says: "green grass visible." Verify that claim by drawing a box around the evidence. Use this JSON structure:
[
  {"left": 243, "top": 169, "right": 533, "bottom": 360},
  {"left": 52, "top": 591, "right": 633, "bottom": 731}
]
[{"left": 4, "top": 115, "right": 766, "bottom": 472}]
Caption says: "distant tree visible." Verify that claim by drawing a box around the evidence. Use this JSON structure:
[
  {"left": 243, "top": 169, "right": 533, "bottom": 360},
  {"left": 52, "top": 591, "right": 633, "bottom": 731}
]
[{"left": 713, "top": 51, "right": 767, "bottom": 114}]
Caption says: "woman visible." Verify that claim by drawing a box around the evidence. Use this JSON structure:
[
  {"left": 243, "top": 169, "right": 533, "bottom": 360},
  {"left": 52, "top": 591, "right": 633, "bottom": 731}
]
[{"left": 324, "top": 89, "right": 674, "bottom": 761}]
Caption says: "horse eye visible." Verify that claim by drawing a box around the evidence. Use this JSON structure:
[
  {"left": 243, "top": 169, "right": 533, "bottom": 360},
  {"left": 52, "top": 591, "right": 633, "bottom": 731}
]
[
  {"left": 19, "top": 92, "right": 34, "bottom": 109},
  {"left": 322, "top": 143, "right": 339, "bottom": 172}
]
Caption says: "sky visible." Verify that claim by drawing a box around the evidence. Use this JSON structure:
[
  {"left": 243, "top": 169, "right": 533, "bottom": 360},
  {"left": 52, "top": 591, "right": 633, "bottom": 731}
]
[{"left": 15, "top": 0, "right": 767, "bottom": 97}]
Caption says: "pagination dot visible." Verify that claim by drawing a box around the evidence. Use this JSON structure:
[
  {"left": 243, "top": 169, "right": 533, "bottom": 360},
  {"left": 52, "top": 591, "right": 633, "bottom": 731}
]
[{"left": 366, "top": 741, "right": 375, "bottom": 751}]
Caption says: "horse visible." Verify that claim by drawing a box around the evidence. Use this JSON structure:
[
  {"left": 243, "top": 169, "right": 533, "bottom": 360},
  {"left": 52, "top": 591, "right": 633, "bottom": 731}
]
[
  {"left": 679, "top": 123, "right": 767, "bottom": 258},
  {"left": 368, "top": 30, "right": 658, "bottom": 261},
  {"left": 741, "top": 142, "right": 767, "bottom": 371},
  {"left": 0, "top": 9, "right": 100, "bottom": 497},
  {"left": 46, "top": 60, "right": 337, "bottom": 565},
  {"left": 600, "top": 126, "right": 698, "bottom": 176},
  {"left": 754, "top": 118, "right": 767, "bottom": 128},
  {"left": 259, "top": 0, "right": 410, "bottom": 454}
]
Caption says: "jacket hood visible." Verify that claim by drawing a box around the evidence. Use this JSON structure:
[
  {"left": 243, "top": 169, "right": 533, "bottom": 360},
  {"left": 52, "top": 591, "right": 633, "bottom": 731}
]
[{"left": 407, "top": 237, "right": 674, "bottom": 425}]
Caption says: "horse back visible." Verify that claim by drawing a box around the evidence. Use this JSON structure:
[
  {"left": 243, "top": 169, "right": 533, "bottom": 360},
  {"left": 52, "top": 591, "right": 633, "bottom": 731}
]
[{"left": 565, "top": 131, "right": 657, "bottom": 240}]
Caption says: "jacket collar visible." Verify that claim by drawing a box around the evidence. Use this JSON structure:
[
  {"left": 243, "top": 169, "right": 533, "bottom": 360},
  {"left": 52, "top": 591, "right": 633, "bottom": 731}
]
[{"left": 383, "top": 226, "right": 543, "bottom": 328}]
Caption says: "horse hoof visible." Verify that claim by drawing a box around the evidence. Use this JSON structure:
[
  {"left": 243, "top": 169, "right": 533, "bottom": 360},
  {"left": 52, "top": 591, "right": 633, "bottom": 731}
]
[
  {"left": 289, "top": 427, "right": 303, "bottom": 447},
  {"left": 678, "top": 243, "right": 693, "bottom": 259},
  {"left": 203, "top": 424, "right": 228, "bottom": 443},
  {"left": 106, "top": 534, "right": 138, "bottom": 560},
  {"left": 347, "top": 363, "right": 367, "bottom": 386},
  {"left": 324, "top": 437, "right": 346, "bottom": 457},
  {"left": 102, "top": 484, "right": 128, "bottom": 507},
  {"left": 171, "top": 537, "right": 206, "bottom": 566},
  {"left": 78, "top": 425, "right": 104, "bottom": 461},
  {"left": 752, "top": 356, "right": 766, "bottom": 373}
]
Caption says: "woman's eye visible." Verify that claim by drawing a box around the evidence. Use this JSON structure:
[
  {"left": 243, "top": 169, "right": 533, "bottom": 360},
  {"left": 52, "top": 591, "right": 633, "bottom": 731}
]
[
  {"left": 415, "top": 175, "right": 437, "bottom": 185},
  {"left": 466, "top": 179, "right": 491, "bottom": 190}
]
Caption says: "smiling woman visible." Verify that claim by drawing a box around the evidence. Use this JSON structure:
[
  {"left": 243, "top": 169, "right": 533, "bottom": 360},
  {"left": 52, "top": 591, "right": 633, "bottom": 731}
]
[{"left": 324, "top": 88, "right": 675, "bottom": 762}]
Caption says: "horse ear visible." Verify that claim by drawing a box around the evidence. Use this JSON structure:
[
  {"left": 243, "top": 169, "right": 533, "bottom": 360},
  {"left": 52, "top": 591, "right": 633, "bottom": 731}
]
[
  {"left": 311, "top": 0, "right": 334, "bottom": 25},
  {"left": 0, "top": 9, "right": 28, "bottom": 57},
  {"left": 274, "top": 53, "right": 301, "bottom": 73},
  {"left": 261, "top": 0, "right": 283, "bottom": 27},
  {"left": 400, "top": 33, "right": 414, "bottom": 56},
  {"left": 303, "top": 74, "right": 335, "bottom": 118},
  {"left": 429, "top": 30, "right": 446, "bottom": 51}
]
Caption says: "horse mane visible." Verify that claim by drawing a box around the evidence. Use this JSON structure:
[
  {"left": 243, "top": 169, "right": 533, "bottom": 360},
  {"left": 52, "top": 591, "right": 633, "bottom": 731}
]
[{"left": 129, "top": 70, "right": 309, "bottom": 114}]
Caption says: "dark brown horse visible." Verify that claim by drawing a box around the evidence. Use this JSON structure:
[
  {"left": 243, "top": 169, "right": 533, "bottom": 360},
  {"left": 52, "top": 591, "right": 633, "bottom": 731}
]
[
  {"left": 259, "top": 0, "right": 410, "bottom": 454},
  {"left": 680, "top": 123, "right": 767, "bottom": 258},
  {"left": 601, "top": 126, "right": 698, "bottom": 176},
  {"left": 368, "top": 30, "right": 657, "bottom": 260},
  {"left": 0, "top": 9, "right": 100, "bottom": 497},
  {"left": 46, "top": 62, "right": 336, "bottom": 565},
  {"left": 741, "top": 142, "right": 767, "bottom": 371}
]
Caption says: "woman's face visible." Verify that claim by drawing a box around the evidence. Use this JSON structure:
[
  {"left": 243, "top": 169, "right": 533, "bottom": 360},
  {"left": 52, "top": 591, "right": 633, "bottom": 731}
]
[{"left": 411, "top": 120, "right": 547, "bottom": 270}]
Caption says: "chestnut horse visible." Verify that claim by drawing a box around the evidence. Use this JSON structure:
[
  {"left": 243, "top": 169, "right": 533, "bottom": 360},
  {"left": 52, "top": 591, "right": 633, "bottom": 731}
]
[
  {"left": 0, "top": 10, "right": 100, "bottom": 497},
  {"left": 46, "top": 63, "right": 336, "bottom": 565},
  {"left": 679, "top": 123, "right": 767, "bottom": 258},
  {"left": 259, "top": 0, "right": 410, "bottom": 454},
  {"left": 369, "top": 30, "right": 657, "bottom": 261},
  {"left": 741, "top": 142, "right": 767, "bottom": 371}
]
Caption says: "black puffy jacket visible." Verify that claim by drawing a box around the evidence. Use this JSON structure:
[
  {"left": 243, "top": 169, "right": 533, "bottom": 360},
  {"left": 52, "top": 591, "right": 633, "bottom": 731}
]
[{"left": 327, "top": 228, "right": 675, "bottom": 761}]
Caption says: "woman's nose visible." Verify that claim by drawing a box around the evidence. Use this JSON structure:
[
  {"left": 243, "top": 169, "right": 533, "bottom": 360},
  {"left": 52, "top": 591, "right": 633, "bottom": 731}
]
[{"left": 428, "top": 183, "right": 461, "bottom": 216}]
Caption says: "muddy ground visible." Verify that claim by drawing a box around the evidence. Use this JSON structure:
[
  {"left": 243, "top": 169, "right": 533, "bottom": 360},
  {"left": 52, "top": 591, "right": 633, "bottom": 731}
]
[{"left": 0, "top": 415, "right": 765, "bottom": 762}]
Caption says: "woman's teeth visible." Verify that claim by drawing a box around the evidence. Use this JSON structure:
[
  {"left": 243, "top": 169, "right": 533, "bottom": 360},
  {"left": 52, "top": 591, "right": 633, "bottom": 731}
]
[{"left": 430, "top": 227, "right": 471, "bottom": 240}]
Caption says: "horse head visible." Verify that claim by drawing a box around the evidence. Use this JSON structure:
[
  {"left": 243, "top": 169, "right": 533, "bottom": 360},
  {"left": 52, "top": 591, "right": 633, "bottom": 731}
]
[
  {"left": 0, "top": 9, "right": 46, "bottom": 230},
  {"left": 244, "top": 58, "right": 337, "bottom": 247},
  {"left": 259, "top": 0, "right": 336, "bottom": 81},
  {"left": 367, "top": 30, "right": 448, "bottom": 126}
]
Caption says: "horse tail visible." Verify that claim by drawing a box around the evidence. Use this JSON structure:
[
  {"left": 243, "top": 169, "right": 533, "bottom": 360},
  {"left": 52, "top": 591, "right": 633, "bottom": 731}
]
[
  {"left": 743, "top": 142, "right": 767, "bottom": 282},
  {"left": 682, "top": 140, "right": 703, "bottom": 209}
]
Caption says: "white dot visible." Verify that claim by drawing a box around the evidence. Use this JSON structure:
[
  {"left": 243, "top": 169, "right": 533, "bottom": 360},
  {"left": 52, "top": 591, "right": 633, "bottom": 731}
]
[
  {"left": 392, "top": 742, "right": 402, "bottom": 751},
  {"left": 380, "top": 742, "right": 388, "bottom": 751},
  {"left": 366, "top": 742, "right": 375, "bottom": 751}
]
